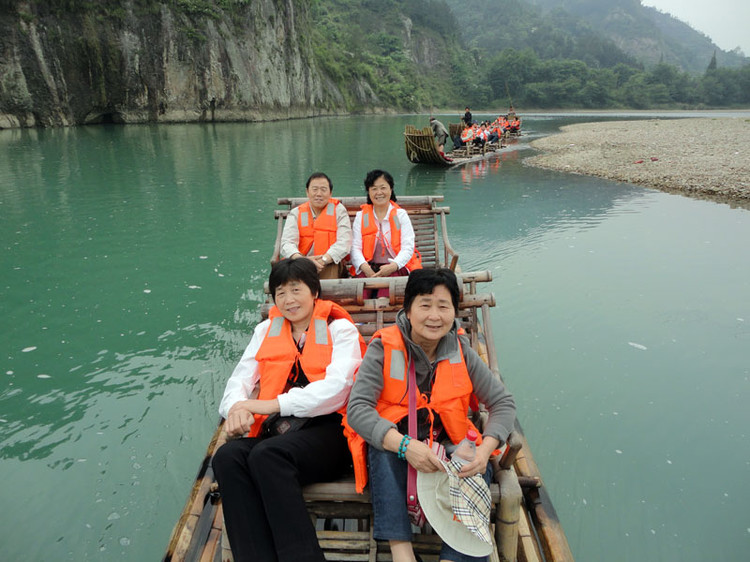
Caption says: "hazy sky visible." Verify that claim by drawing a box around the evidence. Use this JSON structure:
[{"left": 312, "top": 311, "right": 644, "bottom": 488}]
[{"left": 642, "top": 0, "right": 750, "bottom": 56}]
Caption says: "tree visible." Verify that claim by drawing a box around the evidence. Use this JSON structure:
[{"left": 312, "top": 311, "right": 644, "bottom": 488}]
[
  {"left": 485, "top": 49, "right": 541, "bottom": 102},
  {"left": 706, "top": 50, "right": 717, "bottom": 73}
]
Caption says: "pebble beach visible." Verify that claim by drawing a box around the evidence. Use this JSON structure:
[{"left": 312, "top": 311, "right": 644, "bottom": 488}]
[{"left": 525, "top": 118, "right": 750, "bottom": 203}]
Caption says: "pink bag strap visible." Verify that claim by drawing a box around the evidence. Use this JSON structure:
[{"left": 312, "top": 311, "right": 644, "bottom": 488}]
[{"left": 406, "top": 358, "right": 419, "bottom": 508}]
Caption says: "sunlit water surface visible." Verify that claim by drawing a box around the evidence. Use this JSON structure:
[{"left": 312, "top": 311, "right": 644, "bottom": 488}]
[{"left": 1, "top": 112, "right": 749, "bottom": 561}]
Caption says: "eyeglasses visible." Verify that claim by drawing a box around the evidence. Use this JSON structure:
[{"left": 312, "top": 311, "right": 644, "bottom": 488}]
[{"left": 308, "top": 185, "right": 330, "bottom": 194}]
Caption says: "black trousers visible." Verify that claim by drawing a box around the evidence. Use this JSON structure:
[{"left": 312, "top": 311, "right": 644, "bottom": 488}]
[{"left": 212, "top": 414, "right": 351, "bottom": 562}]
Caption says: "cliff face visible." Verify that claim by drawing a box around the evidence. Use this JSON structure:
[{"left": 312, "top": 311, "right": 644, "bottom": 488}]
[{"left": 0, "top": 1, "right": 379, "bottom": 128}]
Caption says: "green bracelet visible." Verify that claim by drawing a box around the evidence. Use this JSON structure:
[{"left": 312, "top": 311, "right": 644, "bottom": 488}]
[{"left": 397, "top": 435, "right": 411, "bottom": 460}]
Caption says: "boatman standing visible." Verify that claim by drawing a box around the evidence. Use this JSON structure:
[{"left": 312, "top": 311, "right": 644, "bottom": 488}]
[
  {"left": 280, "top": 172, "right": 352, "bottom": 279},
  {"left": 429, "top": 116, "right": 450, "bottom": 154}
]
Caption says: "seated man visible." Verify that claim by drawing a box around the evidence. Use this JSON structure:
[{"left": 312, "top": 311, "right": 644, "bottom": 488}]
[
  {"left": 472, "top": 123, "right": 486, "bottom": 148},
  {"left": 280, "top": 172, "right": 352, "bottom": 279},
  {"left": 487, "top": 121, "right": 501, "bottom": 144},
  {"left": 454, "top": 123, "right": 475, "bottom": 147}
]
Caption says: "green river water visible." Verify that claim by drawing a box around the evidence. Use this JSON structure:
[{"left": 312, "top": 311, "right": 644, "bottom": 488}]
[{"left": 1, "top": 113, "right": 749, "bottom": 561}]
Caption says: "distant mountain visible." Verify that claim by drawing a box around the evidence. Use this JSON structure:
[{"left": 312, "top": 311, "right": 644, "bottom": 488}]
[
  {"left": 445, "top": 0, "right": 640, "bottom": 69},
  {"left": 526, "top": 0, "right": 747, "bottom": 73}
]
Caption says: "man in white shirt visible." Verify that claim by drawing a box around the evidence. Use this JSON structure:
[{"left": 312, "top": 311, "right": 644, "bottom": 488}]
[{"left": 280, "top": 172, "right": 352, "bottom": 279}]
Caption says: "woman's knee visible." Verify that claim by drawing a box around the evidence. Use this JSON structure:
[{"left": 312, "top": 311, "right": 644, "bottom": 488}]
[{"left": 212, "top": 438, "right": 253, "bottom": 474}]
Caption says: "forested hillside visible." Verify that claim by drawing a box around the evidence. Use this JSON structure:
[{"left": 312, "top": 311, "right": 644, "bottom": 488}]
[
  {"left": 527, "top": 0, "right": 746, "bottom": 72},
  {"left": 445, "top": 0, "right": 750, "bottom": 109},
  {"left": 446, "top": 0, "right": 639, "bottom": 69},
  {"left": 0, "top": 0, "right": 748, "bottom": 128}
]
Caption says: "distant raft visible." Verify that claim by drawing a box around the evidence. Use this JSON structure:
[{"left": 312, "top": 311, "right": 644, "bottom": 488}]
[{"left": 404, "top": 124, "right": 509, "bottom": 167}]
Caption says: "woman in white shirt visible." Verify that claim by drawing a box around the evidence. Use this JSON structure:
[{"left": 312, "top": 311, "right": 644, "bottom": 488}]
[
  {"left": 350, "top": 169, "right": 422, "bottom": 282},
  {"left": 213, "top": 259, "right": 363, "bottom": 562}
]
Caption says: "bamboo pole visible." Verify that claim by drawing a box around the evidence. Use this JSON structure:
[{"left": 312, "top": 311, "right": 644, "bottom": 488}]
[
  {"left": 511, "top": 427, "right": 574, "bottom": 562},
  {"left": 495, "top": 467, "right": 522, "bottom": 562}
]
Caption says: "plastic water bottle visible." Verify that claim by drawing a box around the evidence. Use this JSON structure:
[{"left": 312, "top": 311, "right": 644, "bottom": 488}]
[{"left": 451, "top": 429, "right": 478, "bottom": 465}]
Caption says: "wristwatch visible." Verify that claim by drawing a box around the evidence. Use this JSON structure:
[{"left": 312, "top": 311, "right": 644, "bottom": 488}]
[{"left": 321, "top": 255, "right": 329, "bottom": 264}]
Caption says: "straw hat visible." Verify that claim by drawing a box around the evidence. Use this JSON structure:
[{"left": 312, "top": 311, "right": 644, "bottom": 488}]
[{"left": 416, "top": 459, "right": 493, "bottom": 557}]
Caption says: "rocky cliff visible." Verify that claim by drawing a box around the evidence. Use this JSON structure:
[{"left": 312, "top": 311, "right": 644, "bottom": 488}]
[{"left": 0, "top": 1, "right": 382, "bottom": 128}]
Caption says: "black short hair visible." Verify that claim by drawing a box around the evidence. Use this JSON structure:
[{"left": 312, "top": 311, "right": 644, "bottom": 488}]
[
  {"left": 403, "top": 268, "right": 460, "bottom": 313},
  {"left": 268, "top": 259, "right": 321, "bottom": 302},
  {"left": 305, "top": 172, "right": 333, "bottom": 193},
  {"left": 364, "top": 169, "right": 397, "bottom": 205}
]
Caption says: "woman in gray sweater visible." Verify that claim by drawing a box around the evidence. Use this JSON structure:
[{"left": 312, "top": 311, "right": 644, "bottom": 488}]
[{"left": 346, "top": 268, "right": 516, "bottom": 562}]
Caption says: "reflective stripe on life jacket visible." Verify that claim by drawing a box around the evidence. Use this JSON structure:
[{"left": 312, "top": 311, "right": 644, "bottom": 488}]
[
  {"left": 297, "top": 199, "right": 340, "bottom": 256},
  {"left": 344, "top": 325, "right": 480, "bottom": 493}
]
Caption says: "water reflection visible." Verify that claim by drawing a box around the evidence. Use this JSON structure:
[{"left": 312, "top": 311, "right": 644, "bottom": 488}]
[{"left": 1, "top": 113, "right": 749, "bottom": 561}]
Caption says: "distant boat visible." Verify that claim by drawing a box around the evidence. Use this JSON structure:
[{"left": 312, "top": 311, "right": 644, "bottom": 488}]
[{"left": 404, "top": 124, "right": 519, "bottom": 167}]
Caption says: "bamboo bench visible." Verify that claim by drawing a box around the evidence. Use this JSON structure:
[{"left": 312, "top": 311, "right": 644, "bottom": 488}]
[{"left": 270, "top": 195, "right": 459, "bottom": 271}]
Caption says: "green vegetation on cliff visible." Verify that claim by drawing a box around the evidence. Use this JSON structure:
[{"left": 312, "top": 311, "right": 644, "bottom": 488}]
[{"left": 308, "top": 0, "right": 476, "bottom": 111}]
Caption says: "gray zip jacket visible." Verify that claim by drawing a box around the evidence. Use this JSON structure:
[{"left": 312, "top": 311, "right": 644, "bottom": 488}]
[{"left": 346, "top": 310, "right": 516, "bottom": 451}]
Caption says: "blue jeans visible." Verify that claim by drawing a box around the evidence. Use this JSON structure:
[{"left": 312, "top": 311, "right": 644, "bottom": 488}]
[{"left": 368, "top": 446, "right": 493, "bottom": 562}]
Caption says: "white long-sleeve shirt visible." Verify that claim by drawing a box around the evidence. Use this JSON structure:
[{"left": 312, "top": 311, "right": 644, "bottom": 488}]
[
  {"left": 218, "top": 317, "right": 363, "bottom": 425},
  {"left": 350, "top": 204, "right": 415, "bottom": 274}
]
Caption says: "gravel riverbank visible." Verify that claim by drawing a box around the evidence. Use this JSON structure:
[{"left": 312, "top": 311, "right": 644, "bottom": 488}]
[{"left": 525, "top": 118, "right": 750, "bottom": 202}]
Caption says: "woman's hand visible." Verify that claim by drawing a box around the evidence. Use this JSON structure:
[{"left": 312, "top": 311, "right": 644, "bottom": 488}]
[
  {"left": 456, "top": 436, "right": 500, "bottom": 478},
  {"left": 361, "top": 263, "right": 377, "bottom": 278},
  {"left": 383, "top": 429, "right": 444, "bottom": 473},
  {"left": 404, "top": 439, "right": 445, "bottom": 473},
  {"left": 225, "top": 401, "right": 255, "bottom": 437},
  {"left": 372, "top": 262, "right": 399, "bottom": 277},
  {"left": 225, "top": 399, "right": 280, "bottom": 438}
]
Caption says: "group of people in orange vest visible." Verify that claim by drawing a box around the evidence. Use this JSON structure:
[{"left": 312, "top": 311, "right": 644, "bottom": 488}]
[
  {"left": 454, "top": 114, "right": 522, "bottom": 149},
  {"left": 212, "top": 169, "right": 516, "bottom": 562}
]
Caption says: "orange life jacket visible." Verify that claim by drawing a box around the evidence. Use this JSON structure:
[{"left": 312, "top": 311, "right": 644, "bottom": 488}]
[
  {"left": 344, "top": 325, "right": 481, "bottom": 493},
  {"left": 297, "top": 199, "right": 340, "bottom": 256},
  {"left": 355, "top": 203, "right": 422, "bottom": 273},
  {"left": 511, "top": 118, "right": 521, "bottom": 129},
  {"left": 460, "top": 127, "right": 475, "bottom": 142},
  {"left": 249, "top": 299, "right": 365, "bottom": 437}
]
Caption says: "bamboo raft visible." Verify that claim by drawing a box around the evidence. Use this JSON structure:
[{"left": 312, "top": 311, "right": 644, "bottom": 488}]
[
  {"left": 164, "top": 196, "right": 573, "bottom": 562},
  {"left": 404, "top": 125, "right": 507, "bottom": 167},
  {"left": 405, "top": 124, "right": 520, "bottom": 167}
]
